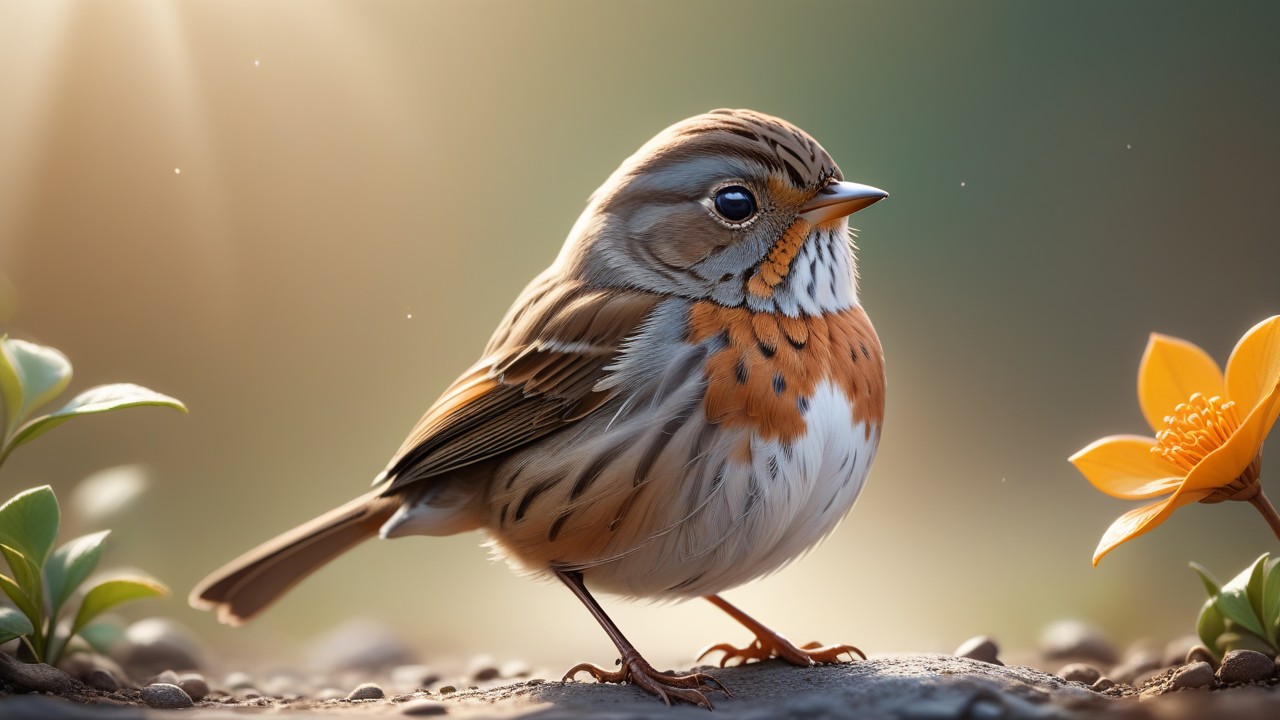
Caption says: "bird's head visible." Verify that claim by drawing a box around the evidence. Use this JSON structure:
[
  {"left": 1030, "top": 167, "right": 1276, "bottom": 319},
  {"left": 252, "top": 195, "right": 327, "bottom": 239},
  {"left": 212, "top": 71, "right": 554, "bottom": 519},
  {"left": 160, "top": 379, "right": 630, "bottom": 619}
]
[{"left": 557, "top": 109, "right": 886, "bottom": 315}]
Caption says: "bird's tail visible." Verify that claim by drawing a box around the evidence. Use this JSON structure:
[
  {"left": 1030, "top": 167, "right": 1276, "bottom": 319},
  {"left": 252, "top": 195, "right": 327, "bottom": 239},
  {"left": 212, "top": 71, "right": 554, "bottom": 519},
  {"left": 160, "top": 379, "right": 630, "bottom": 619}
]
[{"left": 189, "top": 489, "right": 399, "bottom": 625}]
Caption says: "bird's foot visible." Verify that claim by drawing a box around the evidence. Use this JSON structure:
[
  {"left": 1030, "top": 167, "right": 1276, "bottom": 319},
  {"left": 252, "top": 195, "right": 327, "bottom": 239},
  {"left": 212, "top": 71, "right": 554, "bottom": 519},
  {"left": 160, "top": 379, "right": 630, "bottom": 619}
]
[
  {"left": 563, "top": 653, "right": 729, "bottom": 709},
  {"left": 698, "top": 635, "right": 865, "bottom": 668}
]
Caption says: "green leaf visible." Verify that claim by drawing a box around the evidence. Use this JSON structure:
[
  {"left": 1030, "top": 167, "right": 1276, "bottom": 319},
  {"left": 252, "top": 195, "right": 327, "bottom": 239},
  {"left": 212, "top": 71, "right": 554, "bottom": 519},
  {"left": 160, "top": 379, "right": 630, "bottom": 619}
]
[
  {"left": 45, "top": 530, "right": 109, "bottom": 619},
  {"left": 0, "top": 573, "right": 39, "bottom": 630},
  {"left": 1190, "top": 561, "right": 1222, "bottom": 597},
  {"left": 0, "top": 486, "right": 60, "bottom": 567},
  {"left": 1197, "top": 598, "right": 1225, "bottom": 656},
  {"left": 1216, "top": 556, "right": 1271, "bottom": 641},
  {"left": 1266, "top": 560, "right": 1280, "bottom": 644},
  {"left": 71, "top": 576, "right": 167, "bottom": 637},
  {"left": 1246, "top": 553, "right": 1270, "bottom": 623},
  {"left": 0, "top": 605, "right": 34, "bottom": 645},
  {"left": 77, "top": 620, "right": 125, "bottom": 655},
  {"left": 0, "top": 338, "right": 72, "bottom": 438},
  {"left": 3, "top": 384, "right": 187, "bottom": 457}
]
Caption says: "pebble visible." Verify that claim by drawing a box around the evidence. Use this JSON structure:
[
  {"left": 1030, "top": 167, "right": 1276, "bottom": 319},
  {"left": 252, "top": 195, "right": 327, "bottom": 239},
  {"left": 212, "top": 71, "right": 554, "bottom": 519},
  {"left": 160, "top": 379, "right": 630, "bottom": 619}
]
[
  {"left": 116, "top": 618, "right": 204, "bottom": 677},
  {"left": 177, "top": 672, "right": 210, "bottom": 701},
  {"left": 953, "top": 636, "right": 1002, "bottom": 665},
  {"left": 401, "top": 698, "right": 449, "bottom": 716},
  {"left": 306, "top": 617, "right": 416, "bottom": 673},
  {"left": 1164, "top": 634, "right": 1201, "bottom": 666},
  {"left": 1171, "top": 661, "right": 1215, "bottom": 690},
  {"left": 1091, "top": 677, "right": 1116, "bottom": 692},
  {"left": 1218, "top": 649, "right": 1276, "bottom": 684},
  {"left": 1057, "top": 663, "right": 1101, "bottom": 685},
  {"left": 1039, "top": 620, "right": 1118, "bottom": 665},
  {"left": 347, "top": 682, "right": 387, "bottom": 700},
  {"left": 140, "top": 682, "right": 195, "bottom": 709},
  {"left": 86, "top": 668, "right": 121, "bottom": 692},
  {"left": 0, "top": 653, "right": 73, "bottom": 694},
  {"left": 1186, "top": 645, "right": 1218, "bottom": 668},
  {"left": 153, "top": 669, "right": 181, "bottom": 685},
  {"left": 438, "top": 685, "right": 457, "bottom": 694}
]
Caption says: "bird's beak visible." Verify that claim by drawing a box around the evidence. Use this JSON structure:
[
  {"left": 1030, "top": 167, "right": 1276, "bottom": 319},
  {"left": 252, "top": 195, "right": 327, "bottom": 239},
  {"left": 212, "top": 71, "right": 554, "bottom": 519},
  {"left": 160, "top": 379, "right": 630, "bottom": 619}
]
[{"left": 798, "top": 181, "right": 888, "bottom": 225}]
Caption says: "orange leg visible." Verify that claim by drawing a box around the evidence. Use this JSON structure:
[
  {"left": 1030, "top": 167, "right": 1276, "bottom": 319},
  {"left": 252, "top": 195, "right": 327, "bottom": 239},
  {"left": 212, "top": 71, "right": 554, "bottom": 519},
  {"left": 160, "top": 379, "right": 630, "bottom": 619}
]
[
  {"left": 698, "top": 594, "right": 865, "bottom": 668},
  {"left": 557, "top": 570, "right": 729, "bottom": 708}
]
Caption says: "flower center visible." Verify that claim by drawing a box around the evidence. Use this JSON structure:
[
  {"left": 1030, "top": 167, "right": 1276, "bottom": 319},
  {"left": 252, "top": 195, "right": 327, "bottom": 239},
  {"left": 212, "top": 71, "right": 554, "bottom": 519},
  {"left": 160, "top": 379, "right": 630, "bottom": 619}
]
[{"left": 1150, "top": 393, "right": 1241, "bottom": 472}]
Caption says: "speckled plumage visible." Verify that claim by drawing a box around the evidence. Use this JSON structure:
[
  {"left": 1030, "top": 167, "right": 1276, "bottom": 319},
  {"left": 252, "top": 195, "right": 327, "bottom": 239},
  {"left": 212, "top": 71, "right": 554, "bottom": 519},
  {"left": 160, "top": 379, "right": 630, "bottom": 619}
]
[{"left": 193, "top": 109, "right": 887, "bottom": 708}]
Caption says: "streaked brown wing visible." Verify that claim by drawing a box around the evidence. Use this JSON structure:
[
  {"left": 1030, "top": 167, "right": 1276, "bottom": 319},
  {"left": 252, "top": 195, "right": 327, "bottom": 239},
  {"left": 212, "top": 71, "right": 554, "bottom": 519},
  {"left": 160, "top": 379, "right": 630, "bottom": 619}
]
[{"left": 382, "top": 278, "right": 662, "bottom": 492}]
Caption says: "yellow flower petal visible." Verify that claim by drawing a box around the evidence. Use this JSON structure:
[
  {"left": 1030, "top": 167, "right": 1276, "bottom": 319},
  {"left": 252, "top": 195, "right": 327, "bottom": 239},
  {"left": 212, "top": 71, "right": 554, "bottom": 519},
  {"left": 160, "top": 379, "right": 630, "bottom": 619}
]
[
  {"left": 1138, "top": 333, "right": 1225, "bottom": 434},
  {"left": 1224, "top": 315, "right": 1280, "bottom": 416},
  {"left": 1182, "top": 382, "right": 1280, "bottom": 493},
  {"left": 1092, "top": 488, "right": 1212, "bottom": 566},
  {"left": 1069, "top": 435, "right": 1186, "bottom": 499}
]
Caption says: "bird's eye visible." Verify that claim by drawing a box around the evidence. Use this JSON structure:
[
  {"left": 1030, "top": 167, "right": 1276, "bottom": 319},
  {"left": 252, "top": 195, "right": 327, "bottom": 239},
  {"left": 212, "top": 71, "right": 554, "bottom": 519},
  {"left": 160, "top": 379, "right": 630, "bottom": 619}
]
[{"left": 712, "top": 186, "right": 757, "bottom": 223}]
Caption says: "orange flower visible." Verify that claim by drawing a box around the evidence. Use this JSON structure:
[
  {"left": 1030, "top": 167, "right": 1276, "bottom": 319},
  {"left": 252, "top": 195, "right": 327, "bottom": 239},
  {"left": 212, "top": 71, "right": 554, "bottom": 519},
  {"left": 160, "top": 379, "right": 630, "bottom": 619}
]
[{"left": 1071, "top": 316, "right": 1280, "bottom": 565}]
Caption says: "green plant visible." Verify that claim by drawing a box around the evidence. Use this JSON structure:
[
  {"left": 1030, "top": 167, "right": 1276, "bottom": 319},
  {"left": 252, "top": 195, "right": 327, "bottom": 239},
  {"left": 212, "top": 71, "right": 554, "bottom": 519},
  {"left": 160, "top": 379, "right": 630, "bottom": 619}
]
[
  {"left": 0, "top": 336, "right": 186, "bottom": 471},
  {"left": 0, "top": 485, "right": 167, "bottom": 664},
  {"left": 1192, "top": 553, "right": 1280, "bottom": 658},
  {"left": 0, "top": 335, "right": 185, "bottom": 664}
]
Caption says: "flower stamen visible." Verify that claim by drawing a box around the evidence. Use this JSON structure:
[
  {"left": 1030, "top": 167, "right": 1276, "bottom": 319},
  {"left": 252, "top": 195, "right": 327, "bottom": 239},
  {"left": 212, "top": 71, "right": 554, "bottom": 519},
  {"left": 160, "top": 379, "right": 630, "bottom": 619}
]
[{"left": 1150, "top": 393, "right": 1242, "bottom": 473}]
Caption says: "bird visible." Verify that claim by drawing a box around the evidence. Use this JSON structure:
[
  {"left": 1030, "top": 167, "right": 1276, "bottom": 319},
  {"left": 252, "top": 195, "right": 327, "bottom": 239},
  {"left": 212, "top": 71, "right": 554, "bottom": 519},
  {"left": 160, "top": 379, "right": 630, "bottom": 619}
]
[{"left": 191, "top": 108, "right": 887, "bottom": 708}]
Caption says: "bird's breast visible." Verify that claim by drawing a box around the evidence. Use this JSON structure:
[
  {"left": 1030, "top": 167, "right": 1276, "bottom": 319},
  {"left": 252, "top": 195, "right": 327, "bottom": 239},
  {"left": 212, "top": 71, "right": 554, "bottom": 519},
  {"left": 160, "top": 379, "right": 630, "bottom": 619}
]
[{"left": 688, "top": 302, "right": 885, "bottom": 450}]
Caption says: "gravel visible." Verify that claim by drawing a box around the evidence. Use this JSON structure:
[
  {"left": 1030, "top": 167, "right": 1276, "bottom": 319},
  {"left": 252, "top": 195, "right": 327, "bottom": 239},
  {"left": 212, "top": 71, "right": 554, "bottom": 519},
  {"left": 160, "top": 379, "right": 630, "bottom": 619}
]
[
  {"left": 1170, "top": 661, "right": 1215, "bottom": 690},
  {"left": 139, "top": 682, "right": 194, "bottom": 709},
  {"left": 1218, "top": 649, "right": 1276, "bottom": 684},
  {"left": 347, "top": 681, "right": 386, "bottom": 700},
  {"left": 954, "top": 635, "right": 1002, "bottom": 665}
]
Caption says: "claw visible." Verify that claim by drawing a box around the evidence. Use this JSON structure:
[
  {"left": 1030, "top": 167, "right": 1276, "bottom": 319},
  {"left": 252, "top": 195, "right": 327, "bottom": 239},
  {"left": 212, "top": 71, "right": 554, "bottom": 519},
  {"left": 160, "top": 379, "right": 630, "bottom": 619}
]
[
  {"left": 702, "top": 635, "right": 864, "bottom": 668},
  {"left": 562, "top": 655, "right": 728, "bottom": 709}
]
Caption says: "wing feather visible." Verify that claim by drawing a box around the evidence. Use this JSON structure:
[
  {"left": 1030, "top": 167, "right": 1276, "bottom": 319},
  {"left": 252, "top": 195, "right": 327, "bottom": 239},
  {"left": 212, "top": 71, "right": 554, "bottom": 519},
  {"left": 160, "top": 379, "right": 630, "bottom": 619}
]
[{"left": 383, "top": 278, "right": 662, "bottom": 492}]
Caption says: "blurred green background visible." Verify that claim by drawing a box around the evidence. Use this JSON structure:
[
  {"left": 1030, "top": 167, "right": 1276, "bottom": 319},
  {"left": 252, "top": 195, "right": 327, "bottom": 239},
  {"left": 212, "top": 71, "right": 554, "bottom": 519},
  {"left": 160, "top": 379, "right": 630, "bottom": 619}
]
[{"left": 1, "top": 0, "right": 1278, "bottom": 669}]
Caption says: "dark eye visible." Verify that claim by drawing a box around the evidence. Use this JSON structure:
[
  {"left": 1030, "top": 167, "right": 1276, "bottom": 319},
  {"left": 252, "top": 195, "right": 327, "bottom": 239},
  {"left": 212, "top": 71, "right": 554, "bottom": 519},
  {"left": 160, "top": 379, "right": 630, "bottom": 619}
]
[{"left": 713, "top": 186, "right": 757, "bottom": 223}]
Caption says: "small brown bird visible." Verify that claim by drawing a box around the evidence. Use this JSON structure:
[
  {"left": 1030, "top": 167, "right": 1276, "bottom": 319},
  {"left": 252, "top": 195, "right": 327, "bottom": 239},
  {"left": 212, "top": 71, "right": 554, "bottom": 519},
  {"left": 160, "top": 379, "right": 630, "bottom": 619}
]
[{"left": 191, "top": 109, "right": 887, "bottom": 708}]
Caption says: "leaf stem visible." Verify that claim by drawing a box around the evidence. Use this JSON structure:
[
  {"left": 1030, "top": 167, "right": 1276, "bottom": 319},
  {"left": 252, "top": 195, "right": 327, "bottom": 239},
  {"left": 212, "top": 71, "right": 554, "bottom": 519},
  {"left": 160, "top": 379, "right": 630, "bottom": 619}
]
[{"left": 1248, "top": 490, "right": 1280, "bottom": 544}]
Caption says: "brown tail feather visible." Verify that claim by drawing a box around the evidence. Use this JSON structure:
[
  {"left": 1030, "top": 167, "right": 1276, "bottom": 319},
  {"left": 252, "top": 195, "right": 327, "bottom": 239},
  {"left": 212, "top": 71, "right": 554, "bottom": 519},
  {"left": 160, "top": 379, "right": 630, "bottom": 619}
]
[{"left": 189, "top": 490, "right": 399, "bottom": 625}]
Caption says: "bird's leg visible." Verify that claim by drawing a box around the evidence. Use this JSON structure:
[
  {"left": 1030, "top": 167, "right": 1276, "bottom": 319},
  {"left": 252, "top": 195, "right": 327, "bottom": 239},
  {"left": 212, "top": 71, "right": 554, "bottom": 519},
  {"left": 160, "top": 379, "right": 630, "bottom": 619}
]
[
  {"left": 698, "top": 594, "right": 865, "bottom": 668},
  {"left": 556, "top": 569, "right": 728, "bottom": 709}
]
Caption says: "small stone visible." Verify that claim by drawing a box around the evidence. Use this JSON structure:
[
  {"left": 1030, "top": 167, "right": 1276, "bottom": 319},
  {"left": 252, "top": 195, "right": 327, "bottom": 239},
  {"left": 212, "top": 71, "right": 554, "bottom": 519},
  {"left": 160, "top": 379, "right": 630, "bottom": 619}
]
[
  {"left": 525, "top": 678, "right": 545, "bottom": 686},
  {"left": 239, "top": 688, "right": 264, "bottom": 699},
  {"left": 140, "top": 682, "right": 195, "bottom": 709},
  {"left": 1218, "top": 649, "right": 1276, "bottom": 684},
  {"left": 178, "top": 672, "right": 210, "bottom": 701},
  {"left": 954, "top": 636, "right": 1002, "bottom": 665},
  {"left": 347, "top": 682, "right": 386, "bottom": 700},
  {"left": 86, "top": 669, "right": 121, "bottom": 692},
  {"left": 1091, "top": 677, "right": 1116, "bottom": 692},
  {"left": 1057, "top": 663, "right": 1101, "bottom": 685},
  {"left": 1039, "top": 620, "right": 1118, "bottom": 665},
  {"left": 116, "top": 618, "right": 204, "bottom": 677},
  {"left": 153, "top": 669, "right": 181, "bottom": 685},
  {"left": 0, "top": 653, "right": 73, "bottom": 694},
  {"left": 1170, "top": 661, "right": 1215, "bottom": 690},
  {"left": 472, "top": 665, "right": 500, "bottom": 681},
  {"left": 1186, "top": 645, "right": 1218, "bottom": 668},
  {"left": 1164, "top": 634, "right": 1201, "bottom": 666},
  {"left": 401, "top": 698, "right": 449, "bottom": 716},
  {"left": 306, "top": 617, "right": 416, "bottom": 673},
  {"left": 225, "top": 670, "right": 255, "bottom": 689},
  {"left": 438, "top": 685, "right": 457, "bottom": 694}
]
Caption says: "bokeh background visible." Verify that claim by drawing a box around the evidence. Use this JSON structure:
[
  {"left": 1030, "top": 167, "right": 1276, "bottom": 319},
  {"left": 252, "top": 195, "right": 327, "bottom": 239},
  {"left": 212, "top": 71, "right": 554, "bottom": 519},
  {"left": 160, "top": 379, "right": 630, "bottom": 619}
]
[{"left": 1, "top": 0, "right": 1278, "bottom": 670}]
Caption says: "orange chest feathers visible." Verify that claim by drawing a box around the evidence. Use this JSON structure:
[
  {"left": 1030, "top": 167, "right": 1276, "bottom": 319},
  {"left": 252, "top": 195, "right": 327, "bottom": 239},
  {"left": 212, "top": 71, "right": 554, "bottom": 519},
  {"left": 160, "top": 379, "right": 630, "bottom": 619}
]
[{"left": 687, "top": 302, "right": 885, "bottom": 444}]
